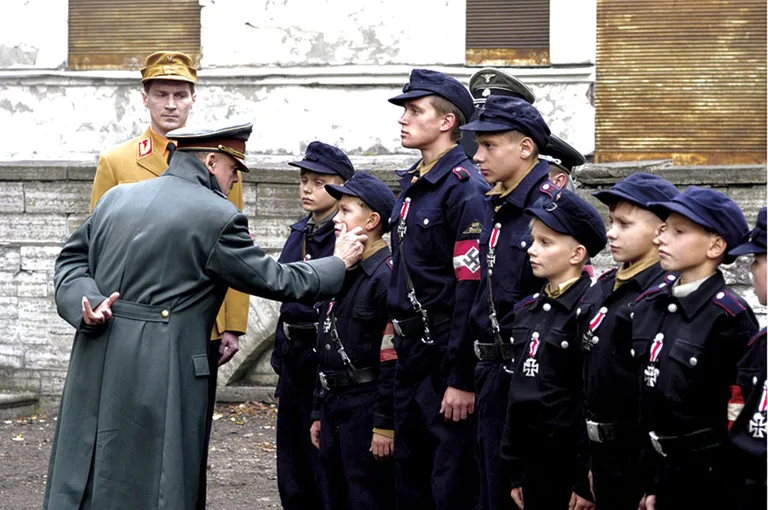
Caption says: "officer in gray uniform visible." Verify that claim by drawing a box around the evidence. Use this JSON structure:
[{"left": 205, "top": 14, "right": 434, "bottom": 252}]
[{"left": 461, "top": 67, "right": 536, "bottom": 158}]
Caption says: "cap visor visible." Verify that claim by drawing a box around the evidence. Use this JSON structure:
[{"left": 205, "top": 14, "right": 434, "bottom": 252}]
[
  {"left": 728, "top": 241, "right": 767, "bottom": 256},
  {"left": 288, "top": 160, "right": 338, "bottom": 176},
  {"left": 324, "top": 183, "right": 359, "bottom": 201},
  {"left": 460, "top": 119, "right": 515, "bottom": 132},
  {"left": 525, "top": 207, "right": 571, "bottom": 236},
  {"left": 235, "top": 157, "right": 249, "bottom": 173},
  {"left": 592, "top": 189, "right": 647, "bottom": 209},
  {"left": 648, "top": 200, "right": 712, "bottom": 229},
  {"left": 388, "top": 89, "right": 432, "bottom": 106}
]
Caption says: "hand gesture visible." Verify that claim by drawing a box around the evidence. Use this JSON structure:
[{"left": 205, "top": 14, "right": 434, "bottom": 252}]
[
  {"left": 333, "top": 224, "right": 367, "bottom": 269},
  {"left": 81, "top": 292, "right": 120, "bottom": 326}
]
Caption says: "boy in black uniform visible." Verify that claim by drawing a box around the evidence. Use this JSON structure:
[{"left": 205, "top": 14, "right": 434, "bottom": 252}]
[
  {"left": 308, "top": 171, "right": 397, "bottom": 510},
  {"left": 633, "top": 187, "right": 759, "bottom": 509},
  {"left": 272, "top": 142, "right": 355, "bottom": 510},
  {"left": 500, "top": 189, "right": 606, "bottom": 510},
  {"left": 578, "top": 173, "right": 679, "bottom": 509},
  {"left": 727, "top": 206, "right": 766, "bottom": 510},
  {"left": 460, "top": 95, "right": 557, "bottom": 510},
  {"left": 387, "top": 69, "right": 489, "bottom": 509}
]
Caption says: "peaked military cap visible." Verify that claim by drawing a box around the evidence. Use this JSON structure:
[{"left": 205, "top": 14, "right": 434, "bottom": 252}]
[
  {"left": 540, "top": 135, "right": 586, "bottom": 175},
  {"left": 593, "top": 172, "right": 680, "bottom": 212},
  {"left": 468, "top": 67, "right": 535, "bottom": 105},
  {"left": 461, "top": 95, "right": 551, "bottom": 150},
  {"left": 325, "top": 171, "right": 396, "bottom": 233},
  {"left": 289, "top": 141, "right": 355, "bottom": 181},
  {"left": 729, "top": 207, "right": 766, "bottom": 256},
  {"left": 167, "top": 121, "right": 252, "bottom": 172},
  {"left": 526, "top": 189, "right": 607, "bottom": 257},
  {"left": 389, "top": 69, "right": 475, "bottom": 123},
  {"left": 141, "top": 51, "right": 197, "bottom": 84},
  {"left": 649, "top": 186, "right": 749, "bottom": 263}
]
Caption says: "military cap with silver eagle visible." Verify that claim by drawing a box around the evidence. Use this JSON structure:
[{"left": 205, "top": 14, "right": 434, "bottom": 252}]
[
  {"left": 167, "top": 121, "right": 252, "bottom": 172},
  {"left": 468, "top": 67, "right": 536, "bottom": 105}
]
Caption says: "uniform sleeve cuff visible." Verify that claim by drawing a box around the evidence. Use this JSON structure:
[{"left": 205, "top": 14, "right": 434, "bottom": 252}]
[{"left": 372, "top": 428, "right": 394, "bottom": 439}]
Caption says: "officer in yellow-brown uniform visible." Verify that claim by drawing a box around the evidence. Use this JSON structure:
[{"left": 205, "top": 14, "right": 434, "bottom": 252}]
[{"left": 88, "top": 51, "right": 249, "bottom": 509}]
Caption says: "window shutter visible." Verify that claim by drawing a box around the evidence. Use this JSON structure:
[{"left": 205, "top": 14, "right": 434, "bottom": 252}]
[
  {"left": 68, "top": 0, "right": 201, "bottom": 70},
  {"left": 466, "top": 0, "right": 550, "bottom": 66},
  {"left": 595, "top": 0, "right": 767, "bottom": 165}
]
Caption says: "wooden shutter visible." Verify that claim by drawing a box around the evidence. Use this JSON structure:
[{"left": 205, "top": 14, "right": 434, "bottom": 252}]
[
  {"left": 595, "top": 0, "right": 767, "bottom": 165},
  {"left": 466, "top": 0, "right": 550, "bottom": 66},
  {"left": 68, "top": 0, "right": 201, "bottom": 70}
]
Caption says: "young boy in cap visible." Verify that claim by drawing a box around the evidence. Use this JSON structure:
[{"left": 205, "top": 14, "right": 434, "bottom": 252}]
[
  {"left": 632, "top": 187, "right": 759, "bottom": 509},
  {"left": 460, "top": 94, "right": 557, "bottom": 510},
  {"left": 307, "top": 171, "right": 397, "bottom": 510},
  {"left": 500, "top": 189, "right": 607, "bottom": 510},
  {"left": 540, "top": 134, "right": 585, "bottom": 191},
  {"left": 89, "top": 51, "right": 248, "bottom": 508},
  {"left": 577, "top": 173, "right": 679, "bottom": 509},
  {"left": 387, "top": 68, "right": 489, "bottom": 509},
  {"left": 271, "top": 141, "right": 355, "bottom": 510},
  {"left": 727, "top": 207, "right": 766, "bottom": 510}
]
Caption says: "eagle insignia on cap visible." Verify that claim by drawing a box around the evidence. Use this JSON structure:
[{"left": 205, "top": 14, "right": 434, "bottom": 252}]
[
  {"left": 167, "top": 55, "right": 172, "bottom": 61},
  {"left": 137, "top": 137, "right": 153, "bottom": 158},
  {"left": 481, "top": 73, "right": 495, "bottom": 83}
]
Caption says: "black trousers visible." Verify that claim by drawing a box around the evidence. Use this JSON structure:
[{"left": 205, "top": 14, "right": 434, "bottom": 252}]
[
  {"left": 590, "top": 435, "right": 645, "bottom": 510},
  {"left": 196, "top": 339, "right": 221, "bottom": 510}
]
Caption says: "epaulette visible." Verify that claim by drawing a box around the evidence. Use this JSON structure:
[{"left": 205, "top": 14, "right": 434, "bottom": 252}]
[
  {"left": 663, "top": 273, "right": 677, "bottom": 284},
  {"left": 712, "top": 289, "right": 747, "bottom": 317},
  {"left": 385, "top": 256, "right": 393, "bottom": 270},
  {"left": 597, "top": 267, "right": 618, "bottom": 281},
  {"left": 137, "top": 136, "right": 153, "bottom": 158},
  {"left": 634, "top": 282, "right": 669, "bottom": 303},
  {"left": 514, "top": 293, "right": 539, "bottom": 313},
  {"left": 539, "top": 180, "right": 558, "bottom": 198},
  {"left": 452, "top": 166, "right": 470, "bottom": 182},
  {"left": 748, "top": 328, "right": 767, "bottom": 346}
]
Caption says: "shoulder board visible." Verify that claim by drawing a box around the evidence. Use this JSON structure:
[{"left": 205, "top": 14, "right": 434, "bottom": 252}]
[
  {"left": 712, "top": 289, "right": 747, "bottom": 317},
  {"left": 385, "top": 256, "right": 393, "bottom": 270},
  {"left": 539, "top": 180, "right": 558, "bottom": 198},
  {"left": 514, "top": 293, "right": 539, "bottom": 313},
  {"left": 137, "top": 136, "right": 153, "bottom": 158},
  {"left": 663, "top": 273, "right": 677, "bottom": 284},
  {"left": 634, "top": 282, "right": 668, "bottom": 303},
  {"left": 452, "top": 166, "right": 470, "bottom": 182},
  {"left": 598, "top": 267, "right": 618, "bottom": 281}
]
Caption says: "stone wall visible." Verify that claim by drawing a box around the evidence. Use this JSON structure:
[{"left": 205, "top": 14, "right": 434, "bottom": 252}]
[{"left": 0, "top": 159, "right": 764, "bottom": 406}]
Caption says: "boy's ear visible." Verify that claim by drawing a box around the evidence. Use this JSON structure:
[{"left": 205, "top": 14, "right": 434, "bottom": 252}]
[
  {"left": 707, "top": 235, "right": 727, "bottom": 260},
  {"left": 570, "top": 244, "right": 588, "bottom": 266},
  {"left": 367, "top": 211, "right": 382, "bottom": 233},
  {"left": 519, "top": 137, "right": 535, "bottom": 160}
]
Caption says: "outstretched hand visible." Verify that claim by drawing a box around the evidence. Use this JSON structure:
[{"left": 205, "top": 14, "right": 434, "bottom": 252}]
[
  {"left": 333, "top": 223, "right": 367, "bottom": 269},
  {"left": 81, "top": 292, "right": 120, "bottom": 326}
]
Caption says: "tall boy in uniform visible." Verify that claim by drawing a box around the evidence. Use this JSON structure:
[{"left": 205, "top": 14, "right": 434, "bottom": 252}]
[
  {"left": 88, "top": 51, "right": 249, "bottom": 507},
  {"left": 460, "top": 95, "right": 557, "bottom": 510},
  {"left": 271, "top": 142, "right": 355, "bottom": 510},
  {"left": 387, "top": 69, "right": 489, "bottom": 509},
  {"left": 727, "top": 207, "right": 767, "bottom": 510},
  {"left": 308, "top": 171, "right": 397, "bottom": 510},
  {"left": 728, "top": 207, "right": 768, "bottom": 510},
  {"left": 500, "top": 189, "right": 606, "bottom": 510},
  {"left": 632, "top": 187, "right": 759, "bottom": 509},
  {"left": 577, "top": 173, "right": 679, "bottom": 509}
]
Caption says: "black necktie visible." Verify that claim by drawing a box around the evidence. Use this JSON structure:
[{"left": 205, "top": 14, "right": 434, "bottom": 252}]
[{"left": 166, "top": 142, "right": 176, "bottom": 164}]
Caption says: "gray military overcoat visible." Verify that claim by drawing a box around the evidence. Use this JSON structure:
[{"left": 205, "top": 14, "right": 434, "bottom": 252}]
[{"left": 43, "top": 152, "right": 345, "bottom": 510}]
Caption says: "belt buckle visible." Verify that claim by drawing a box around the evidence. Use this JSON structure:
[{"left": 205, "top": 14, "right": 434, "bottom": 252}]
[
  {"left": 319, "top": 371, "right": 329, "bottom": 391},
  {"left": 649, "top": 431, "right": 667, "bottom": 457},
  {"left": 392, "top": 319, "right": 404, "bottom": 337},
  {"left": 586, "top": 420, "right": 602, "bottom": 443},
  {"left": 473, "top": 340, "right": 482, "bottom": 360}
]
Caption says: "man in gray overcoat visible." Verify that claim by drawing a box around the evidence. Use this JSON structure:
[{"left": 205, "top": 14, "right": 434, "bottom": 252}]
[{"left": 43, "top": 122, "right": 366, "bottom": 510}]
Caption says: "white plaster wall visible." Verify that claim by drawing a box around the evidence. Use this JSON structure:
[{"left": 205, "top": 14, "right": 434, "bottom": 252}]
[
  {"left": 0, "top": 0, "right": 68, "bottom": 69},
  {"left": 200, "top": 0, "right": 467, "bottom": 67},
  {"left": 550, "top": 0, "right": 596, "bottom": 65}
]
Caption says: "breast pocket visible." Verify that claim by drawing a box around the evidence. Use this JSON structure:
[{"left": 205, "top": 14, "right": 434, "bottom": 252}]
[
  {"left": 540, "top": 328, "right": 580, "bottom": 383},
  {"left": 661, "top": 339, "right": 705, "bottom": 403},
  {"left": 349, "top": 306, "right": 380, "bottom": 357},
  {"left": 499, "top": 232, "right": 534, "bottom": 295},
  {"left": 414, "top": 209, "right": 448, "bottom": 260}
]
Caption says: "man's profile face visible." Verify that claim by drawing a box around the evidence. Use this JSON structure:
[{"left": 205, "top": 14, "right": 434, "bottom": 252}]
[
  {"left": 142, "top": 80, "right": 196, "bottom": 136},
  {"left": 208, "top": 153, "right": 240, "bottom": 196}
]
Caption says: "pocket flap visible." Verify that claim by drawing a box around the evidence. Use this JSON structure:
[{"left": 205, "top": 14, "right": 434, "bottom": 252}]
[
  {"left": 192, "top": 354, "right": 210, "bottom": 378},
  {"left": 631, "top": 337, "right": 651, "bottom": 359},
  {"left": 668, "top": 340, "right": 704, "bottom": 368},
  {"left": 414, "top": 209, "right": 444, "bottom": 228},
  {"left": 352, "top": 306, "right": 376, "bottom": 319}
]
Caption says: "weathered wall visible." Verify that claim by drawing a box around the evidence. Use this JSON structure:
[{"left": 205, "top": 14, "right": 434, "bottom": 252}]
[{"left": 0, "top": 159, "right": 764, "bottom": 405}]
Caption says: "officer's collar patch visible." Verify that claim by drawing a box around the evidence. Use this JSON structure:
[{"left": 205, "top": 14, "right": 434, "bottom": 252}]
[{"left": 137, "top": 137, "right": 153, "bottom": 159}]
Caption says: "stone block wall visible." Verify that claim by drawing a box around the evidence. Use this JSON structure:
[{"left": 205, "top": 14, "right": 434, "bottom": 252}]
[{"left": 0, "top": 158, "right": 764, "bottom": 405}]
